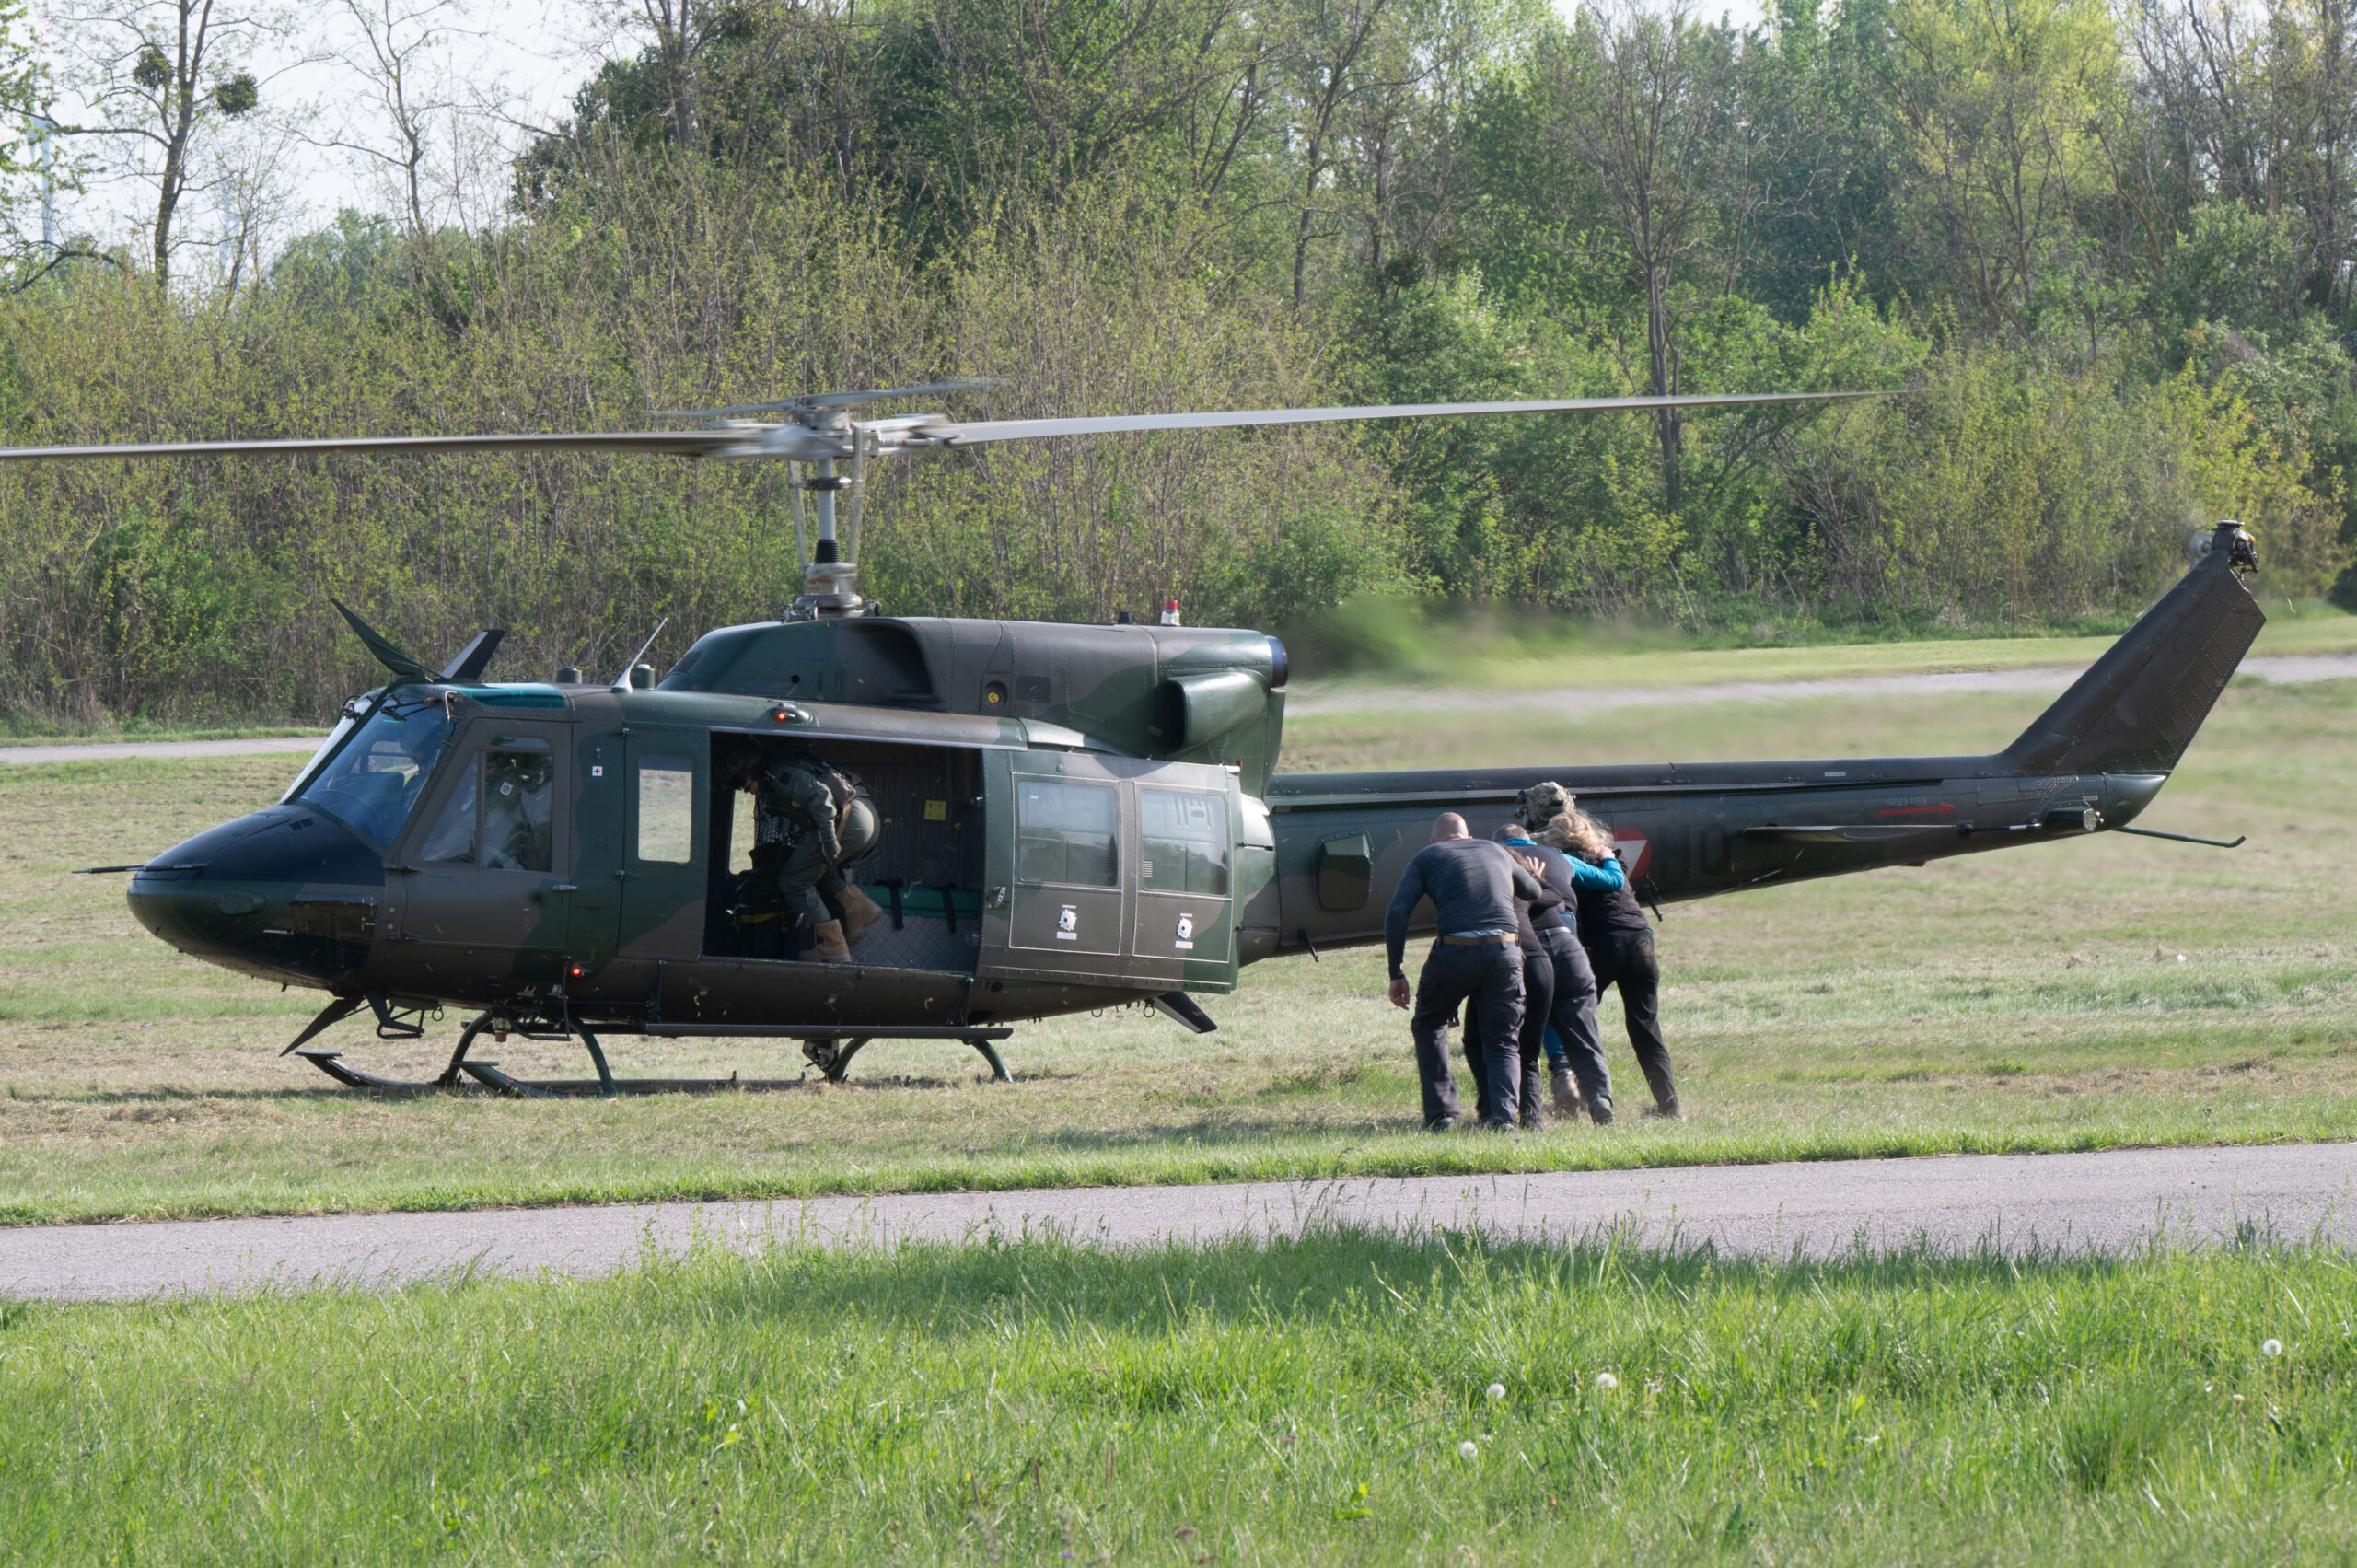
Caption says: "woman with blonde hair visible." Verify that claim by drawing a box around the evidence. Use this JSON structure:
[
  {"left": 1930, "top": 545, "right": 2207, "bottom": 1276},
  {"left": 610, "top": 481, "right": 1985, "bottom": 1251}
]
[
  {"left": 1551, "top": 807, "right": 1681, "bottom": 1119},
  {"left": 1530, "top": 813, "right": 1616, "bottom": 1121}
]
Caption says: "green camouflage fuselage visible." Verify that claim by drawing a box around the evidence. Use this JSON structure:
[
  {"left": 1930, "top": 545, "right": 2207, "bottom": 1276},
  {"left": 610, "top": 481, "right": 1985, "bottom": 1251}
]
[{"left": 126, "top": 539, "right": 2265, "bottom": 1043}]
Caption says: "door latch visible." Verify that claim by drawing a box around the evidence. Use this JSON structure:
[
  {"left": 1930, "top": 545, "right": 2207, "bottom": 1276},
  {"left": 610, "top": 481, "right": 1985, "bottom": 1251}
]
[{"left": 986, "top": 886, "right": 1008, "bottom": 908}]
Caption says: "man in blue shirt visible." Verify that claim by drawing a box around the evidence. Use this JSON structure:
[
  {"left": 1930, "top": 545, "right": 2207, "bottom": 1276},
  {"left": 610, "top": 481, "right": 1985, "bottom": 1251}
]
[{"left": 1385, "top": 812, "right": 1550, "bottom": 1131}]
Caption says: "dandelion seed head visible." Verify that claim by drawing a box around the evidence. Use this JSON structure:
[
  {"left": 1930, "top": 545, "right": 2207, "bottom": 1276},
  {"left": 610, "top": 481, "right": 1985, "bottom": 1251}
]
[
  {"left": 1596, "top": 1371, "right": 1620, "bottom": 1391},
  {"left": 2263, "top": 1338, "right": 2283, "bottom": 1358},
  {"left": 1458, "top": 1439, "right": 1480, "bottom": 1459},
  {"left": 1486, "top": 1383, "right": 1505, "bottom": 1401}
]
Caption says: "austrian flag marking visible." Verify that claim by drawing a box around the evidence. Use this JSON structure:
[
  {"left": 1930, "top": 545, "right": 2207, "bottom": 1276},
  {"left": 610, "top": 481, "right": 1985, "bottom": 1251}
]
[{"left": 1613, "top": 834, "right": 1650, "bottom": 877}]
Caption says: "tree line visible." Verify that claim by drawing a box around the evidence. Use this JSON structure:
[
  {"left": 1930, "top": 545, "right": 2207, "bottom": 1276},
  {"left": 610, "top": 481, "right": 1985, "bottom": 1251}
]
[{"left": 0, "top": 0, "right": 2349, "bottom": 722}]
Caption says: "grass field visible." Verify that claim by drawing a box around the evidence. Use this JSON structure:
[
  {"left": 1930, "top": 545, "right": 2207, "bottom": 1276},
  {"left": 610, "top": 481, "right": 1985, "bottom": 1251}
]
[
  {"left": 2, "top": 1229, "right": 2350, "bottom": 1563},
  {"left": 1, "top": 634, "right": 2353, "bottom": 1225}
]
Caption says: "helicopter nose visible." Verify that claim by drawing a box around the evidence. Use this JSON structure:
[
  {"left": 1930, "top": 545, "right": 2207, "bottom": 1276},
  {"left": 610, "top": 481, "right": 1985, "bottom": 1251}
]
[{"left": 128, "top": 807, "right": 386, "bottom": 985}]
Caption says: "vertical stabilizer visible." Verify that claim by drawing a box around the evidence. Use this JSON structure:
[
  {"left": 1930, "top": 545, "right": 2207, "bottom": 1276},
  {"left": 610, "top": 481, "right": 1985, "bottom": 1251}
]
[{"left": 2002, "top": 524, "right": 2264, "bottom": 776}]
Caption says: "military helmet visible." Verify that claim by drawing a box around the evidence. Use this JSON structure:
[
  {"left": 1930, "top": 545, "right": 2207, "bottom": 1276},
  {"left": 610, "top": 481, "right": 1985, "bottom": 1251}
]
[
  {"left": 1519, "top": 780, "right": 1574, "bottom": 826},
  {"left": 836, "top": 795, "right": 881, "bottom": 865}
]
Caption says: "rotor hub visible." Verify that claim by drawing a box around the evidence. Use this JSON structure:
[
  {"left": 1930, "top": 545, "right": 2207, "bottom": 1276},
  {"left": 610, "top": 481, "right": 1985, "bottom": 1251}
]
[{"left": 796, "top": 558, "right": 864, "bottom": 617}]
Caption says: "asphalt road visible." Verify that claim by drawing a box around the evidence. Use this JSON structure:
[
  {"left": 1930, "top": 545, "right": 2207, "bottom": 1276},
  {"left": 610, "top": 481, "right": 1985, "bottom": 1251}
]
[
  {"left": 0, "top": 735, "right": 324, "bottom": 765},
  {"left": 1285, "top": 650, "right": 2357, "bottom": 716},
  {"left": 6, "top": 1142, "right": 2350, "bottom": 1301}
]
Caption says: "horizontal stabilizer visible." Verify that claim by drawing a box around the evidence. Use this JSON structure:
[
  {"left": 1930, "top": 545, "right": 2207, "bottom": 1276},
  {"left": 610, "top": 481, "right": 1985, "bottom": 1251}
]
[{"left": 1742, "top": 825, "right": 1953, "bottom": 845}]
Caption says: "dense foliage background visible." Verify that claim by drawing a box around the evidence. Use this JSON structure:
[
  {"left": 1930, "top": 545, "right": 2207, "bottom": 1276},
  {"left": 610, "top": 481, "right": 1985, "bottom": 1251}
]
[{"left": 1, "top": 0, "right": 2353, "bottom": 721}]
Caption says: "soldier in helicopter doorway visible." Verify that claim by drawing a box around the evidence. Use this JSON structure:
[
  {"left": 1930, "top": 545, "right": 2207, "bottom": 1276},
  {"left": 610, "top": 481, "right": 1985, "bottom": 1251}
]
[{"left": 734, "top": 753, "right": 885, "bottom": 963}]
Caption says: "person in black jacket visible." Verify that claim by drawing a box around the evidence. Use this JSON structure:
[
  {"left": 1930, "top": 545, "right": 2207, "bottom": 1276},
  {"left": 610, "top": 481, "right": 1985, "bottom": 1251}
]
[
  {"left": 1383, "top": 813, "right": 1550, "bottom": 1132},
  {"left": 1550, "top": 809, "right": 1682, "bottom": 1119},
  {"left": 1459, "top": 826, "right": 1566, "bottom": 1130}
]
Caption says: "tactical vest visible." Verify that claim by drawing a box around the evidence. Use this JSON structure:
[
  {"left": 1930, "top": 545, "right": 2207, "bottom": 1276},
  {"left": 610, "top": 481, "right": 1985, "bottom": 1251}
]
[{"left": 756, "top": 761, "right": 877, "bottom": 864}]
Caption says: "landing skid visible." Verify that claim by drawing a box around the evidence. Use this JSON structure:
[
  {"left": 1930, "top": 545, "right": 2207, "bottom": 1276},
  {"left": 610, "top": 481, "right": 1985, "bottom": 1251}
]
[{"left": 288, "top": 1011, "right": 1017, "bottom": 1094}]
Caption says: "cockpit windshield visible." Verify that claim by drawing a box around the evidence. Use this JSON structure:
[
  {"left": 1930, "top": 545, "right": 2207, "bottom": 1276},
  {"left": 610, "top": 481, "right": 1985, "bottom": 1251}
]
[
  {"left": 279, "top": 707, "right": 366, "bottom": 805},
  {"left": 294, "top": 693, "right": 456, "bottom": 848}
]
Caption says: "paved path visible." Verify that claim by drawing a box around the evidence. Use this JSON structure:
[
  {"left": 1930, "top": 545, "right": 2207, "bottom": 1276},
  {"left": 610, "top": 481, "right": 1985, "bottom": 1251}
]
[
  {"left": 0, "top": 735, "right": 322, "bottom": 765},
  {"left": 1287, "top": 651, "right": 2357, "bottom": 717},
  {"left": 6, "top": 1142, "right": 2350, "bottom": 1301}
]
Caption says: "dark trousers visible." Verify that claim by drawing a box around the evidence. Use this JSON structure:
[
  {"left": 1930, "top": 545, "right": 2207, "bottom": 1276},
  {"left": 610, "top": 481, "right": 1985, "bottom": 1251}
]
[
  {"left": 1410, "top": 943, "right": 1525, "bottom": 1127},
  {"left": 1537, "top": 926, "right": 1613, "bottom": 1108},
  {"left": 1464, "top": 945, "right": 1552, "bottom": 1126},
  {"left": 1591, "top": 928, "right": 1677, "bottom": 1110},
  {"left": 776, "top": 837, "right": 848, "bottom": 931}
]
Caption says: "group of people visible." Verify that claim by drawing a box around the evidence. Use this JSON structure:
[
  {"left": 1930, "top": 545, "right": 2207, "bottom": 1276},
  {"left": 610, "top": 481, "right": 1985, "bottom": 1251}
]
[{"left": 1383, "top": 782, "right": 1679, "bottom": 1132}]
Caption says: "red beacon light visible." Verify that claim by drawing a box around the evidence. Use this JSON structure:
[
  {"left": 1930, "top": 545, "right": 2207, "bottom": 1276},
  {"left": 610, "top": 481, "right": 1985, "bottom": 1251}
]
[{"left": 1158, "top": 598, "right": 1181, "bottom": 627}]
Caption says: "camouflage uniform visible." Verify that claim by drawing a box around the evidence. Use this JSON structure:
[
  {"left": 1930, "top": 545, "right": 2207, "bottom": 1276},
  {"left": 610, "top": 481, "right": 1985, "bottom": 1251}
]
[{"left": 749, "top": 758, "right": 848, "bottom": 935}]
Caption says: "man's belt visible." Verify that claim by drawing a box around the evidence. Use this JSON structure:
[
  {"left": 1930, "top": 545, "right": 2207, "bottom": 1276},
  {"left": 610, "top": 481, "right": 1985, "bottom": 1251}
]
[{"left": 1437, "top": 934, "right": 1517, "bottom": 946}]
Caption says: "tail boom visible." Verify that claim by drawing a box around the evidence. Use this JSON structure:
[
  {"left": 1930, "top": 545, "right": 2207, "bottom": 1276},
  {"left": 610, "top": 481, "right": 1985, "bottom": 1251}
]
[{"left": 1252, "top": 531, "right": 2264, "bottom": 961}]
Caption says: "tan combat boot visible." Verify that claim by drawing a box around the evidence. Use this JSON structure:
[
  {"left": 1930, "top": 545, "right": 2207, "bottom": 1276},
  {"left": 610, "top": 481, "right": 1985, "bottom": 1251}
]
[
  {"left": 839, "top": 884, "right": 885, "bottom": 946},
  {"left": 810, "top": 920, "right": 853, "bottom": 963}
]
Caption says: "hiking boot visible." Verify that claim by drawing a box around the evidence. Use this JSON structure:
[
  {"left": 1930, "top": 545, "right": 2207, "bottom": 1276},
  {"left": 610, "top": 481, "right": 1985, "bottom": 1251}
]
[
  {"left": 1642, "top": 1099, "right": 1684, "bottom": 1121},
  {"left": 810, "top": 919, "right": 853, "bottom": 963},
  {"left": 1587, "top": 1095, "right": 1614, "bottom": 1127},
  {"left": 1426, "top": 1116, "right": 1458, "bottom": 1134},
  {"left": 1550, "top": 1067, "right": 1582, "bottom": 1117},
  {"left": 839, "top": 884, "right": 885, "bottom": 945}
]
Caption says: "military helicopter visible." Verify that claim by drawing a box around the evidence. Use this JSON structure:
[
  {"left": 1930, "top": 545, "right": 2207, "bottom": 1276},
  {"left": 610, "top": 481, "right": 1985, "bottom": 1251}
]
[{"left": 28, "top": 381, "right": 2262, "bottom": 1094}]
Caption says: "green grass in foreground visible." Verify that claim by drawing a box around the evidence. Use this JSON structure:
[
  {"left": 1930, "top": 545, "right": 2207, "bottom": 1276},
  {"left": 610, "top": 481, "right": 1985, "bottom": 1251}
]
[
  {"left": 1, "top": 666, "right": 2353, "bottom": 1224},
  {"left": 2, "top": 1232, "right": 2350, "bottom": 1563}
]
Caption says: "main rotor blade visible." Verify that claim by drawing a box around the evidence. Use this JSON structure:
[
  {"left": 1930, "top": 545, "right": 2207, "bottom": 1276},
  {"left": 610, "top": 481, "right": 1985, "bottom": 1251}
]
[
  {"left": 916, "top": 389, "right": 1895, "bottom": 446},
  {"left": 0, "top": 430, "right": 748, "bottom": 464},
  {"left": 0, "top": 389, "right": 1892, "bottom": 468},
  {"left": 655, "top": 379, "right": 1006, "bottom": 420}
]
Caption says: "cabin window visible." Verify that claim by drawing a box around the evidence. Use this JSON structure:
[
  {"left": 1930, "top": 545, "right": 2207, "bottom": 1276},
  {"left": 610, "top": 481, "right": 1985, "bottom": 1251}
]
[
  {"left": 418, "top": 738, "right": 554, "bottom": 871},
  {"left": 1139, "top": 788, "right": 1228, "bottom": 896},
  {"left": 1014, "top": 779, "right": 1117, "bottom": 888},
  {"left": 637, "top": 757, "right": 696, "bottom": 864}
]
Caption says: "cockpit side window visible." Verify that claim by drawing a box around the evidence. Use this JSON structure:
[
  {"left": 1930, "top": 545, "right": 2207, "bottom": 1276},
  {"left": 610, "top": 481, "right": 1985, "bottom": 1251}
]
[
  {"left": 419, "top": 768, "right": 478, "bottom": 864},
  {"left": 484, "top": 743, "right": 554, "bottom": 870},
  {"left": 294, "top": 697, "right": 454, "bottom": 849},
  {"left": 418, "top": 737, "right": 554, "bottom": 872}
]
